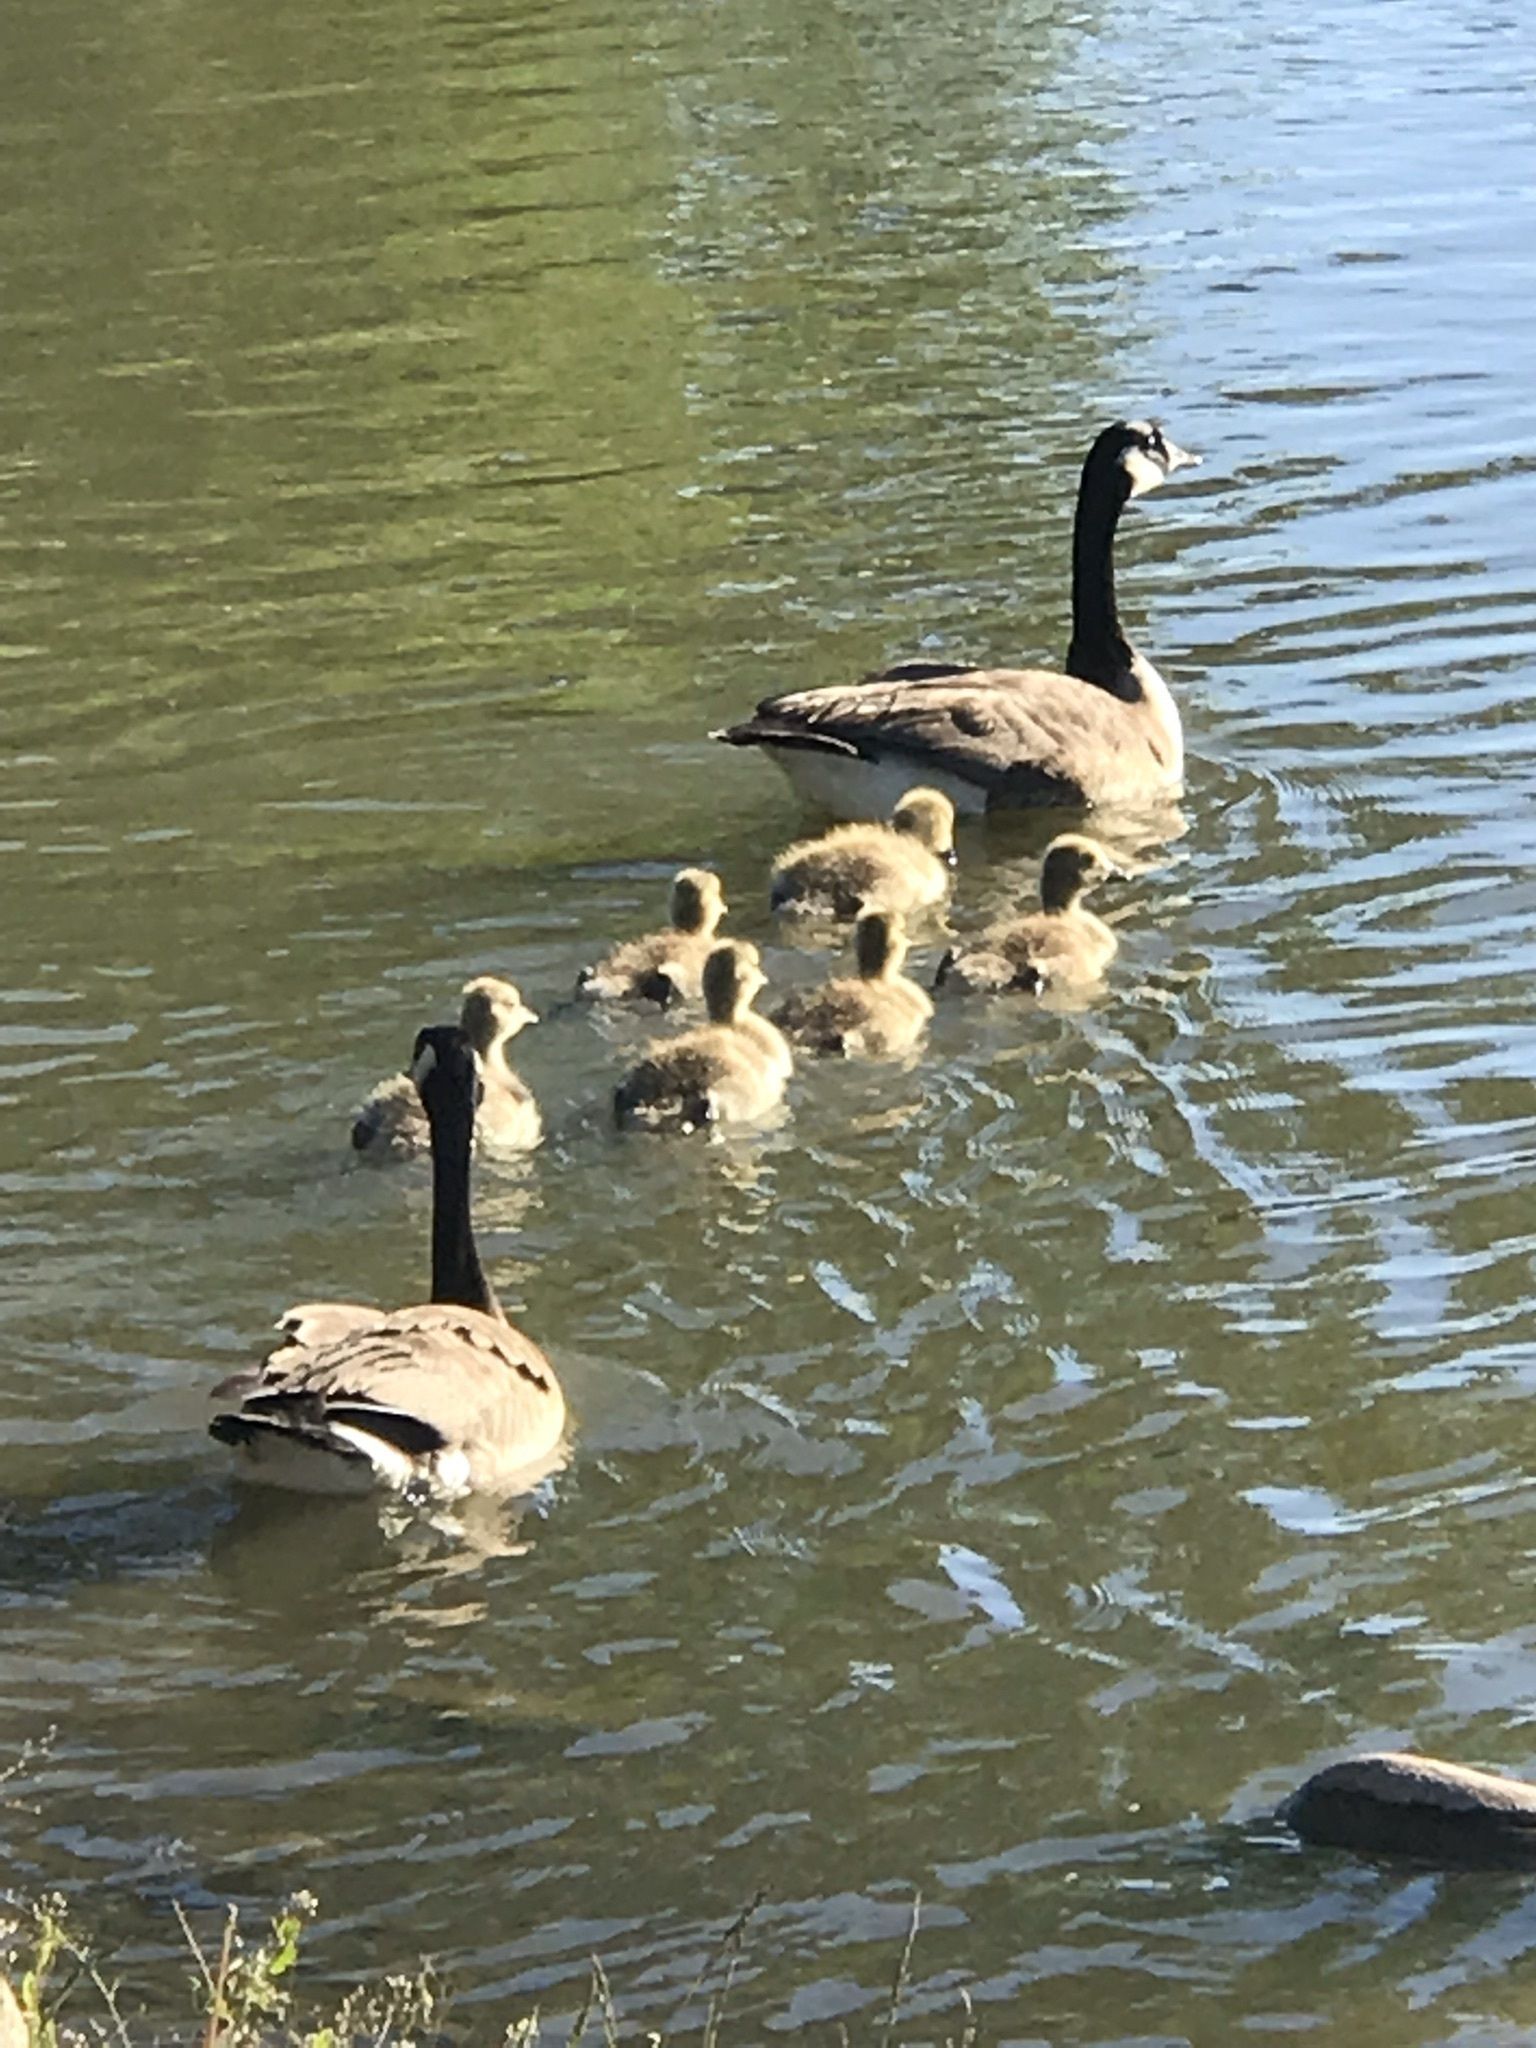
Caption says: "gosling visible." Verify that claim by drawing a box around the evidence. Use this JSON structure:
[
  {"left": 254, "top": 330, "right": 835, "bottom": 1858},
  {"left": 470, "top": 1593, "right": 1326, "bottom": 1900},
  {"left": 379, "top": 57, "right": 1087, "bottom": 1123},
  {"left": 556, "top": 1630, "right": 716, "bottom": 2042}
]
[
  {"left": 352, "top": 976, "right": 541, "bottom": 1158},
  {"left": 614, "top": 940, "right": 792, "bottom": 1132},
  {"left": 936, "top": 833, "right": 1122, "bottom": 994},
  {"left": 770, "top": 911, "right": 933, "bottom": 1058},
  {"left": 576, "top": 868, "right": 728, "bottom": 1006},
  {"left": 769, "top": 788, "right": 956, "bottom": 921}
]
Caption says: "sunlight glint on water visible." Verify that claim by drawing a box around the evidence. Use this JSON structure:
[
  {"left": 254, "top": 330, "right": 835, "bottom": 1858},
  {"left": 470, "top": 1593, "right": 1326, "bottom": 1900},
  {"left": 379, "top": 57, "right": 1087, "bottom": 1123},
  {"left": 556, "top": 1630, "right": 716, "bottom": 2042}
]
[{"left": 3, "top": 0, "right": 1536, "bottom": 2038}]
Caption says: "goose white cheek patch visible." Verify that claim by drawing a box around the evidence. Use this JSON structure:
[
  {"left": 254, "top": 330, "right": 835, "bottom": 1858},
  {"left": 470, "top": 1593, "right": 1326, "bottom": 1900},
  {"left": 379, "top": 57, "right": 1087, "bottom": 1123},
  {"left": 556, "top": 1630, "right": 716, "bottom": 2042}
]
[{"left": 1122, "top": 447, "right": 1168, "bottom": 499}]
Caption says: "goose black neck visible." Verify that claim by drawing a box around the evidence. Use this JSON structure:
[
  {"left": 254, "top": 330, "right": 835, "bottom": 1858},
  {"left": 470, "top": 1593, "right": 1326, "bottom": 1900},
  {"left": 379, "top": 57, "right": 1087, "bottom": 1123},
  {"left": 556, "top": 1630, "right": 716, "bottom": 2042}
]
[
  {"left": 1066, "top": 444, "right": 1139, "bottom": 700},
  {"left": 423, "top": 1075, "right": 500, "bottom": 1319}
]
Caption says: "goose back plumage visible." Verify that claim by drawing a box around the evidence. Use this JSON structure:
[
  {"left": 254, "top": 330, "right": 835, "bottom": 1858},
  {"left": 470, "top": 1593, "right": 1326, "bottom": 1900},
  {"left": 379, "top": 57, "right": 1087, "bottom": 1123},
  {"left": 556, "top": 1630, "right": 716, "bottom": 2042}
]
[{"left": 211, "top": 1302, "right": 563, "bottom": 1497}]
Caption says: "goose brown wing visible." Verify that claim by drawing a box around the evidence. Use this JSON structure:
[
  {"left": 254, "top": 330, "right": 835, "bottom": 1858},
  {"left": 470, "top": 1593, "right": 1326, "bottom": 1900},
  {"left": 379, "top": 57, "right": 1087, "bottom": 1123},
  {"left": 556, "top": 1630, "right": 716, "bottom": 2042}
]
[
  {"left": 278, "top": 1302, "right": 382, "bottom": 1349},
  {"left": 223, "top": 1304, "right": 561, "bottom": 1455},
  {"left": 719, "top": 667, "right": 1155, "bottom": 803}
]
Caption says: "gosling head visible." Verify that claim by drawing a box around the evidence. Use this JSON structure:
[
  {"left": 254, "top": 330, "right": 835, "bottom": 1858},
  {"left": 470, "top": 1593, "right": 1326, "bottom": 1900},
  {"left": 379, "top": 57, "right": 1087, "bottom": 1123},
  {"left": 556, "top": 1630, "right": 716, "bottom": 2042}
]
[
  {"left": 891, "top": 787, "right": 958, "bottom": 867},
  {"left": 1097, "top": 419, "right": 1199, "bottom": 501},
  {"left": 702, "top": 939, "right": 766, "bottom": 1024},
  {"left": 459, "top": 975, "right": 538, "bottom": 1053},
  {"left": 854, "top": 910, "right": 907, "bottom": 981},
  {"left": 410, "top": 1023, "right": 483, "bottom": 1119},
  {"left": 1039, "top": 833, "right": 1122, "bottom": 913},
  {"left": 670, "top": 867, "right": 727, "bottom": 937}
]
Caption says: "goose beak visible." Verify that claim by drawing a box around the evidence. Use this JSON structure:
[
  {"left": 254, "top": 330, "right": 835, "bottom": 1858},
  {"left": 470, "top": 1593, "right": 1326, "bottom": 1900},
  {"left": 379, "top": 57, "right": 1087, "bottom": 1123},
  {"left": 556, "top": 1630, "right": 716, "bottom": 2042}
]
[{"left": 1165, "top": 439, "right": 1200, "bottom": 473}]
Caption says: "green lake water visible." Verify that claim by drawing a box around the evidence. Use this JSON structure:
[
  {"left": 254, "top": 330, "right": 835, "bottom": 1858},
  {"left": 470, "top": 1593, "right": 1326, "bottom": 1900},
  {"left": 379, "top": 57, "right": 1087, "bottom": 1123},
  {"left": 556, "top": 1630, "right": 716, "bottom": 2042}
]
[{"left": 5, "top": 0, "right": 1536, "bottom": 2037}]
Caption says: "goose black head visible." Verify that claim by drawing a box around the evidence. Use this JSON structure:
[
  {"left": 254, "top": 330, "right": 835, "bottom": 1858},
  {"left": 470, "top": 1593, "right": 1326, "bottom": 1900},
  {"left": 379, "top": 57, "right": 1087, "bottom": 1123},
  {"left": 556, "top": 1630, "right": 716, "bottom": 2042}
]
[
  {"left": 1095, "top": 419, "right": 1200, "bottom": 501},
  {"left": 410, "top": 1024, "right": 484, "bottom": 1117}
]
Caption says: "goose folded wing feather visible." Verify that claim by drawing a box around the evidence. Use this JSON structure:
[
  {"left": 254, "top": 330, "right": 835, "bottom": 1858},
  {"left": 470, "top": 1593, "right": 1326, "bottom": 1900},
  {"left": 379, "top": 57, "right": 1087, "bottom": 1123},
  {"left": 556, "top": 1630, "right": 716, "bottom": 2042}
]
[
  {"left": 239, "top": 1308, "right": 558, "bottom": 1442},
  {"left": 748, "top": 673, "right": 1138, "bottom": 803}
]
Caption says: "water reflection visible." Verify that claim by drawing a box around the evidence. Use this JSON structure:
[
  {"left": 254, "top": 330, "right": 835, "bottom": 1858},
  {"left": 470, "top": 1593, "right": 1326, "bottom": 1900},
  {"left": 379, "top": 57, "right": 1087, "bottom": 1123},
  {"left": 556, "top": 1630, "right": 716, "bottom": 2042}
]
[{"left": 6, "top": 0, "right": 1536, "bottom": 2036}]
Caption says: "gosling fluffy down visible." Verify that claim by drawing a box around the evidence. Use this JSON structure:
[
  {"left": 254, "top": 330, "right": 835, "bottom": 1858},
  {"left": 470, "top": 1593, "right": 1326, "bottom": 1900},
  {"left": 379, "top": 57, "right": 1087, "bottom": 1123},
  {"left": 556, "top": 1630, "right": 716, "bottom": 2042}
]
[
  {"left": 614, "top": 940, "right": 792, "bottom": 1132},
  {"left": 769, "top": 788, "right": 957, "bottom": 920},
  {"left": 770, "top": 911, "right": 933, "bottom": 1058},
  {"left": 352, "top": 976, "right": 541, "bottom": 1159},
  {"left": 936, "top": 834, "right": 1122, "bottom": 995},
  {"left": 576, "top": 868, "right": 728, "bottom": 1006}
]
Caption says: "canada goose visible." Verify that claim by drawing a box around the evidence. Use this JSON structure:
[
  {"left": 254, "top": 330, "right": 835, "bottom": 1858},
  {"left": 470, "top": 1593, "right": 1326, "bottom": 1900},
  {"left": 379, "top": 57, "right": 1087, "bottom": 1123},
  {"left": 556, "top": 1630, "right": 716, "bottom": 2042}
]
[
  {"left": 1283, "top": 1752, "right": 1536, "bottom": 1868},
  {"left": 770, "top": 911, "right": 933, "bottom": 1057},
  {"left": 614, "top": 940, "right": 792, "bottom": 1132},
  {"left": 769, "top": 787, "right": 956, "bottom": 921},
  {"left": 575, "top": 868, "right": 729, "bottom": 1007},
  {"left": 714, "top": 420, "right": 1199, "bottom": 818},
  {"left": 213, "top": 1024, "right": 565, "bottom": 1496},
  {"left": 936, "top": 834, "right": 1121, "bottom": 994},
  {"left": 353, "top": 976, "right": 541, "bottom": 1158}
]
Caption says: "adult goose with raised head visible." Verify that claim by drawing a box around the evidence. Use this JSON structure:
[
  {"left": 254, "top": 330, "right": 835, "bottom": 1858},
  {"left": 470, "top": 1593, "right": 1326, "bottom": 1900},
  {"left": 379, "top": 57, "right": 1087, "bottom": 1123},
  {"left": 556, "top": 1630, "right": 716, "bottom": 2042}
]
[{"left": 714, "top": 420, "right": 1199, "bottom": 818}]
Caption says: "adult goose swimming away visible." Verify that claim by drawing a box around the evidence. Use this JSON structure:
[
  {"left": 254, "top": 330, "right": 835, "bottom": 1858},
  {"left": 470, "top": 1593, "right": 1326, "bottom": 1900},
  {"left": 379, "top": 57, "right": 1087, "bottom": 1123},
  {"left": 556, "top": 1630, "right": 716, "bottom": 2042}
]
[
  {"left": 352, "top": 976, "right": 541, "bottom": 1159},
  {"left": 575, "top": 867, "right": 728, "bottom": 1007},
  {"left": 769, "top": 788, "right": 956, "bottom": 921},
  {"left": 936, "top": 833, "right": 1122, "bottom": 994},
  {"left": 212, "top": 1025, "right": 566, "bottom": 1497},
  {"left": 713, "top": 420, "right": 1199, "bottom": 818},
  {"left": 1283, "top": 1752, "right": 1536, "bottom": 1868}
]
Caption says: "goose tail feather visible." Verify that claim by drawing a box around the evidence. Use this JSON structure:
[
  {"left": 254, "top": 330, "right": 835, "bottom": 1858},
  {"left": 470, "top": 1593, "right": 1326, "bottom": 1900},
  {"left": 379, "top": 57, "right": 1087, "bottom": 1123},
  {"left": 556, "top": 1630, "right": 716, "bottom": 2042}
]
[{"left": 713, "top": 719, "right": 859, "bottom": 759}]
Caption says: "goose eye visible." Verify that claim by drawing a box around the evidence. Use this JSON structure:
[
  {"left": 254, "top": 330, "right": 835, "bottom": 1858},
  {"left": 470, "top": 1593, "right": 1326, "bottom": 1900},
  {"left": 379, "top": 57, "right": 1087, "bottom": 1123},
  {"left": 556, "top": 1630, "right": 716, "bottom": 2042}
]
[{"left": 1145, "top": 427, "right": 1167, "bottom": 459}]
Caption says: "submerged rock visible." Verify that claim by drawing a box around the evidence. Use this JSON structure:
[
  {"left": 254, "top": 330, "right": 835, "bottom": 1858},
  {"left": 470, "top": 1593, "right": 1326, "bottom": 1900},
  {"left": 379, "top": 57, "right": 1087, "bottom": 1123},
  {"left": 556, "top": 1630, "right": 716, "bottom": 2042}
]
[{"left": 1283, "top": 1750, "right": 1536, "bottom": 1867}]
